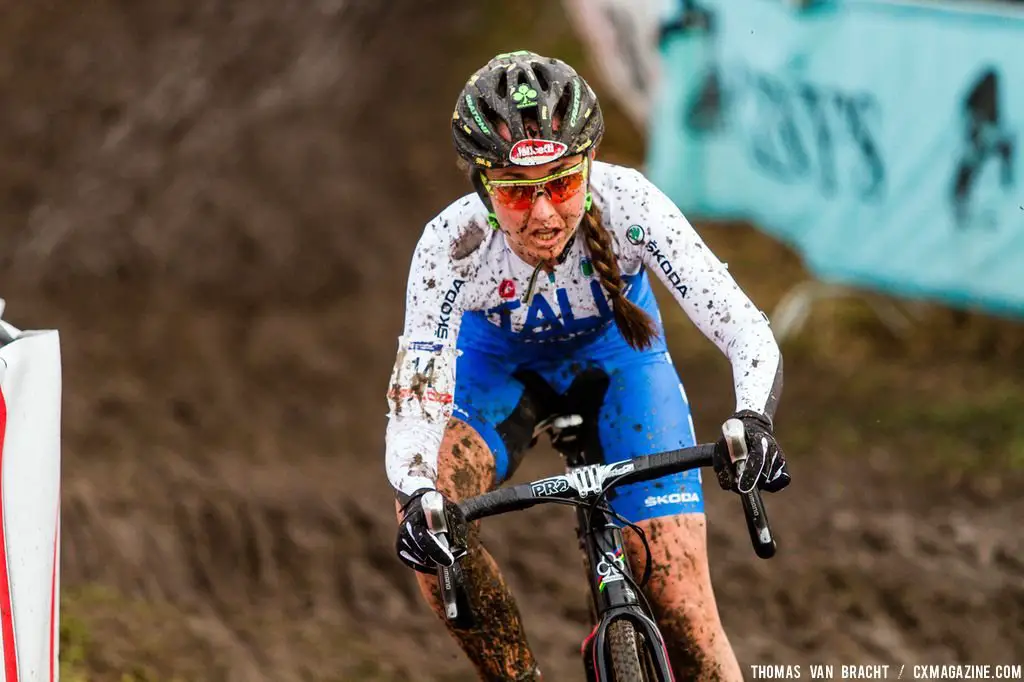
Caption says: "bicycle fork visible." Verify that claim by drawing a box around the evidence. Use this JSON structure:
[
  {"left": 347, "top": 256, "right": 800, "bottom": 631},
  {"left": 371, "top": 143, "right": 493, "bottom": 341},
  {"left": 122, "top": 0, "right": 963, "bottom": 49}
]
[{"left": 576, "top": 506, "right": 676, "bottom": 681}]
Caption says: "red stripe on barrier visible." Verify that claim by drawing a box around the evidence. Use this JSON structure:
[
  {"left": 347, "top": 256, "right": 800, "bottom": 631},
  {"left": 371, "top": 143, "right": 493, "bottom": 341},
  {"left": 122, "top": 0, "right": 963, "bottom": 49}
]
[{"left": 0, "top": 388, "right": 19, "bottom": 682}]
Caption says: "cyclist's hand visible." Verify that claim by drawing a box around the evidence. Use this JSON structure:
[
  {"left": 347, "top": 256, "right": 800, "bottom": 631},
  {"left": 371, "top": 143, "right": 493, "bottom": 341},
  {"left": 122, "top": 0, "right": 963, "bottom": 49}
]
[
  {"left": 714, "top": 410, "right": 791, "bottom": 494},
  {"left": 395, "top": 488, "right": 469, "bottom": 575}
]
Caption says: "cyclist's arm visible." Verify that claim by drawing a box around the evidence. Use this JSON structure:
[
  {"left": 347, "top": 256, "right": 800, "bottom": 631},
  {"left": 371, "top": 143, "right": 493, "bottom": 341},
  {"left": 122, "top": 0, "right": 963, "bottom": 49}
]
[
  {"left": 617, "top": 169, "right": 783, "bottom": 418},
  {"left": 384, "top": 220, "right": 472, "bottom": 497}
]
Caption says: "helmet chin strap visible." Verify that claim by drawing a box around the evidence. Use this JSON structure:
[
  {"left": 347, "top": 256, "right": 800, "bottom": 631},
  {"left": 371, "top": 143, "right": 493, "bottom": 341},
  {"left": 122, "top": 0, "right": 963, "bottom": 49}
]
[
  {"left": 553, "top": 155, "right": 592, "bottom": 250},
  {"left": 470, "top": 171, "right": 499, "bottom": 226}
]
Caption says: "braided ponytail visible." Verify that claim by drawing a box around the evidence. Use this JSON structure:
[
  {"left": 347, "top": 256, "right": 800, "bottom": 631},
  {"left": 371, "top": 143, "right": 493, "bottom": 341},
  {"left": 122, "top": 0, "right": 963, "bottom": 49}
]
[{"left": 580, "top": 203, "right": 660, "bottom": 350}]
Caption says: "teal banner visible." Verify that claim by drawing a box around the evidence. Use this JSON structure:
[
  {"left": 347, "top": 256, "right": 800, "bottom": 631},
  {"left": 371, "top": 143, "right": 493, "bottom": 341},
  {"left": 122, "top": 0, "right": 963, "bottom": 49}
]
[{"left": 647, "top": 0, "right": 1024, "bottom": 316}]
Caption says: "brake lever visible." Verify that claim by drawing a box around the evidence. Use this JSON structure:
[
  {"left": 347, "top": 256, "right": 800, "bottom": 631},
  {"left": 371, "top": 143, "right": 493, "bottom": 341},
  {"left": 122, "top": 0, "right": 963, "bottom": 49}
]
[
  {"left": 722, "top": 418, "right": 777, "bottom": 559},
  {"left": 420, "top": 490, "right": 460, "bottom": 619}
]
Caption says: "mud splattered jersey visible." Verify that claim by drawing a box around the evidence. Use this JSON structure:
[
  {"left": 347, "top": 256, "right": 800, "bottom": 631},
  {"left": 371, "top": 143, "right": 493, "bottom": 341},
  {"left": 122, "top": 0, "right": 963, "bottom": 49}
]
[{"left": 385, "top": 160, "right": 782, "bottom": 495}]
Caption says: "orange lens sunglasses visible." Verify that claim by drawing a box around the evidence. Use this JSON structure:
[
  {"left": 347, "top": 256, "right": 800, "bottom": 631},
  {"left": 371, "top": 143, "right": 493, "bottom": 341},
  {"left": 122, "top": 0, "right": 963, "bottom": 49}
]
[{"left": 480, "top": 159, "right": 588, "bottom": 211}]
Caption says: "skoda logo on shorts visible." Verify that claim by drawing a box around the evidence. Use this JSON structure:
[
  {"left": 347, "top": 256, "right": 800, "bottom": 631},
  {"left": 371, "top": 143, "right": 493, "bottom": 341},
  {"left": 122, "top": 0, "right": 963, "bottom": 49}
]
[{"left": 643, "top": 491, "right": 700, "bottom": 507}]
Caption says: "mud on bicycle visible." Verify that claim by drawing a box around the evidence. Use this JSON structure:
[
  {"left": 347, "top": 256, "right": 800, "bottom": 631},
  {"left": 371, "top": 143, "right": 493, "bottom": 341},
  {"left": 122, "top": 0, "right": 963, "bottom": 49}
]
[{"left": 422, "top": 375, "right": 778, "bottom": 682}]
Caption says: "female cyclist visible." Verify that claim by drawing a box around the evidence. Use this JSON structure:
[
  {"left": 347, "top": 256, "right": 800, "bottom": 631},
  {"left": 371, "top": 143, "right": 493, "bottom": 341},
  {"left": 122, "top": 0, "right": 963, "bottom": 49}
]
[{"left": 386, "top": 50, "right": 790, "bottom": 681}]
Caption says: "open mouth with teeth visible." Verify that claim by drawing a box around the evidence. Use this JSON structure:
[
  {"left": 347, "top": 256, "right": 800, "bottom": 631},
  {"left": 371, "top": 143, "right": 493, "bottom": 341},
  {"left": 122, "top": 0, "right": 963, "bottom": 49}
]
[{"left": 530, "top": 227, "right": 563, "bottom": 246}]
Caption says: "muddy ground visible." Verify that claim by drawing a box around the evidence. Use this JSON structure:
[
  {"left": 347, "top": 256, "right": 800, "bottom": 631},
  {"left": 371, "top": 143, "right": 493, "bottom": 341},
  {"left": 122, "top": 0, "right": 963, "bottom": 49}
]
[{"left": 1, "top": 1, "right": 1021, "bottom": 680}]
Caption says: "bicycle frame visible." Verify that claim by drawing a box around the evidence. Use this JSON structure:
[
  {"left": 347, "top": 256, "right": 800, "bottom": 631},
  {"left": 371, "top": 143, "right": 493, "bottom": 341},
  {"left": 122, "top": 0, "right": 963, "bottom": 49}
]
[
  {"left": 421, "top": 415, "right": 775, "bottom": 682},
  {"left": 575, "top": 494, "right": 676, "bottom": 681}
]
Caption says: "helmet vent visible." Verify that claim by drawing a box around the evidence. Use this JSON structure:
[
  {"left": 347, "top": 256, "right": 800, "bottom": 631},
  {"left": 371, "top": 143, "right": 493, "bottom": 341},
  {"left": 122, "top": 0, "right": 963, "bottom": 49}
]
[
  {"left": 453, "top": 52, "right": 605, "bottom": 169},
  {"left": 532, "top": 64, "right": 550, "bottom": 92},
  {"left": 553, "top": 85, "right": 573, "bottom": 131},
  {"left": 478, "top": 98, "right": 501, "bottom": 134}
]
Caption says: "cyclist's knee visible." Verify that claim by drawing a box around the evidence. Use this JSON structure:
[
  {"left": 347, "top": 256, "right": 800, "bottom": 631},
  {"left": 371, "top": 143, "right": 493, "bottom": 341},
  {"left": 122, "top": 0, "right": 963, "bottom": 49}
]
[
  {"left": 626, "top": 513, "right": 716, "bottom": 601},
  {"left": 436, "top": 418, "right": 497, "bottom": 502}
]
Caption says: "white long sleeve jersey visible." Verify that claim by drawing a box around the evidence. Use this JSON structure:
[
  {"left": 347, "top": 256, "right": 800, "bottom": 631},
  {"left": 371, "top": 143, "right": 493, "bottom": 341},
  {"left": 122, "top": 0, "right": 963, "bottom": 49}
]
[{"left": 385, "top": 161, "right": 782, "bottom": 496}]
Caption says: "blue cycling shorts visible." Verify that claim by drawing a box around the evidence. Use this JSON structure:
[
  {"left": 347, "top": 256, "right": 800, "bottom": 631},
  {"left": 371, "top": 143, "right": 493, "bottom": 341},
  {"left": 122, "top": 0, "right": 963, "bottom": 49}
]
[{"left": 451, "top": 276, "right": 705, "bottom": 524}]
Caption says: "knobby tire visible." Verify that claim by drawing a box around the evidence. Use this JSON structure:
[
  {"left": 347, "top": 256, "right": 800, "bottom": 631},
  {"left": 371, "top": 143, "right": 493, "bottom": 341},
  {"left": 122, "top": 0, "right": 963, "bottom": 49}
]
[{"left": 607, "top": 619, "right": 648, "bottom": 682}]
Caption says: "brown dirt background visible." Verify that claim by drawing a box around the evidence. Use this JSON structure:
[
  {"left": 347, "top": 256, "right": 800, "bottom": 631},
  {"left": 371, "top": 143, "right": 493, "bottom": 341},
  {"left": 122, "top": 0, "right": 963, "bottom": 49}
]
[{"left": 1, "top": 2, "right": 1022, "bottom": 681}]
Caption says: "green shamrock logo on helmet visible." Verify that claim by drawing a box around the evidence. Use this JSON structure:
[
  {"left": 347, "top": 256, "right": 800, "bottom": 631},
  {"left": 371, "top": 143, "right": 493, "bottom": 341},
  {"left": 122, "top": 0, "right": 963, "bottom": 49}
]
[{"left": 512, "top": 83, "right": 538, "bottom": 109}]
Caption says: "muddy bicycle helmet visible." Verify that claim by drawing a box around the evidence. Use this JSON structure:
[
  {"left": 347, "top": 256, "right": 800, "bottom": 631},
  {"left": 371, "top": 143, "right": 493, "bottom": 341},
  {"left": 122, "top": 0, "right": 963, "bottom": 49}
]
[{"left": 452, "top": 50, "right": 605, "bottom": 173}]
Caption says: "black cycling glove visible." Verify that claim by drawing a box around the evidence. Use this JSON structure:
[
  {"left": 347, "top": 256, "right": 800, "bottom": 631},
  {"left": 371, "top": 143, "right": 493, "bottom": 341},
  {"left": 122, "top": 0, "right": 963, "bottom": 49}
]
[
  {"left": 714, "top": 410, "right": 791, "bottom": 494},
  {"left": 395, "top": 488, "right": 469, "bottom": 575}
]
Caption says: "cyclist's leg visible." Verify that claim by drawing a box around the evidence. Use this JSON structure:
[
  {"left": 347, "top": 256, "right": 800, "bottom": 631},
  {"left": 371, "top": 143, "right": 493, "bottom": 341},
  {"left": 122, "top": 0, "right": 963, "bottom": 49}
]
[
  {"left": 594, "top": 348, "right": 743, "bottom": 682},
  {"left": 394, "top": 345, "right": 544, "bottom": 682}
]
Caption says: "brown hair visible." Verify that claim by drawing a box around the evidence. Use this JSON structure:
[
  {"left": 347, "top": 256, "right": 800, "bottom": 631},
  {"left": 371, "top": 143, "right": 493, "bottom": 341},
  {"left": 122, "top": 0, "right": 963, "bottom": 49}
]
[{"left": 579, "top": 202, "right": 660, "bottom": 350}]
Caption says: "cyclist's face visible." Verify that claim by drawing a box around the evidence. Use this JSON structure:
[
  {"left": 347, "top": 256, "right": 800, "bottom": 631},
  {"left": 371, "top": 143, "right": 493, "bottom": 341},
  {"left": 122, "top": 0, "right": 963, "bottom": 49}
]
[{"left": 484, "top": 154, "right": 588, "bottom": 264}]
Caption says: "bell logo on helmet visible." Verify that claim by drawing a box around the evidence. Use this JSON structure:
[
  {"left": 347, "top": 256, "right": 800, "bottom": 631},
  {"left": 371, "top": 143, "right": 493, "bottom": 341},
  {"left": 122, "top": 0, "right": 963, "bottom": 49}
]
[{"left": 509, "top": 139, "right": 568, "bottom": 167}]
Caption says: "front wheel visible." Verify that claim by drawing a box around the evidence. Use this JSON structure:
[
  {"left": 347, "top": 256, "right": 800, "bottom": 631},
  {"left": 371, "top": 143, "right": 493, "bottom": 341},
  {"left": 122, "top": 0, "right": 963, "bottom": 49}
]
[{"left": 606, "top": 619, "right": 648, "bottom": 682}]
